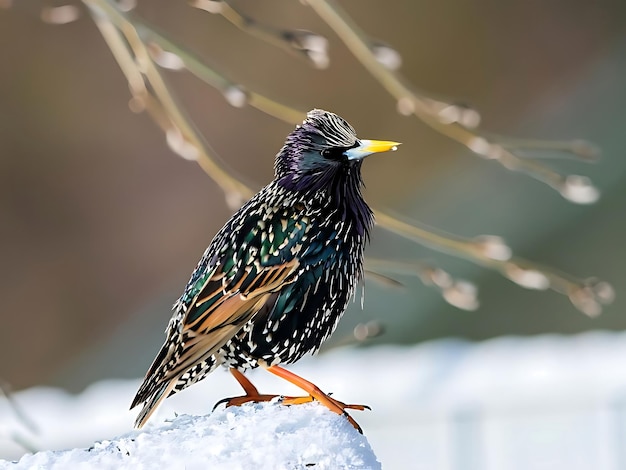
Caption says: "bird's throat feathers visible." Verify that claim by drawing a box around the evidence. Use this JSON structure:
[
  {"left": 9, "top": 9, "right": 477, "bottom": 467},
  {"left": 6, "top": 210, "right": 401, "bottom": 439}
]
[{"left": 276, "top": 156, "right": 374, "bottom": 239}]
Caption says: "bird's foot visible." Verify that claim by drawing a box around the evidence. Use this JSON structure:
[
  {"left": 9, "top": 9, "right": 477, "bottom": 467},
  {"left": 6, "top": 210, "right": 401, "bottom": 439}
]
[
  {"left": 265, "top": 365, "right": 369, "bottom": 433},
  {"left": 212, "top": 393, "right": 279, "bottom": 410},
  {"left": 213, "top": 392, "right": 368, "bottom": 411},
  {"left": 213, "top": 392, "right": 366, "bottom": 432},
  {"left": 280, "top": 393, "right": 370, "bottom": 432},
  {"left": 221, "top": 367, "right": 369, "bottom": 433},
  {"left": 280, "top": 394, "right": 370, "bottom": 411}
]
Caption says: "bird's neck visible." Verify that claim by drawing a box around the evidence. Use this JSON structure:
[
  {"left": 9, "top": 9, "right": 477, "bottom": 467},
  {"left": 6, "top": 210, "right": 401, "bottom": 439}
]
[
  {"left": 278, "top": 166, "right": 374, "bottom": 239},
  {"left": 328, "top": 166, "right": 374, "bottom": 240}
]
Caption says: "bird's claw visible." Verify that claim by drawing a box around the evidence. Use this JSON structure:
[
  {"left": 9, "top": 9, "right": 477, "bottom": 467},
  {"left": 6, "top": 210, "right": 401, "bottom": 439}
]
[
  {"left": 213, "top": 392, "right": 368, "bottom": 433},
  {"left": 212, "top": 393, "right": 279, "bottom": 411}
]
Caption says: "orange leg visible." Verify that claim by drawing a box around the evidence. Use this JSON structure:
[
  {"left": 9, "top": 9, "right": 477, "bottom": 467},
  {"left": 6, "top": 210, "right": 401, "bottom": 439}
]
[
  {"left": 230, "top": 368, "right": 260, "bottom": 396},
  {"left": 215, "top": 367, "right": 369, "bottom": 433},
  {"left": 265, "top": 365, "right": 367, "bottom": 433},
  {"left": 213, "top": 369, "right": 277, "bottom": 409}
]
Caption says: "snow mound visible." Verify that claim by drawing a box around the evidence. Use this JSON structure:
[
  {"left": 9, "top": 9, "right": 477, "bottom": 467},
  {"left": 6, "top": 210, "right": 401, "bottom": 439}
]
[{"left": 2, "top": 402, "right": 380, "bottom": 470}]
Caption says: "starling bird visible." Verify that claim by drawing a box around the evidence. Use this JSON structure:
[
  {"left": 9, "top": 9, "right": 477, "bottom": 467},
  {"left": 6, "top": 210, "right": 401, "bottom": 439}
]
[{"left": 131, "top": 109, "right": 399, "bottom": 431}]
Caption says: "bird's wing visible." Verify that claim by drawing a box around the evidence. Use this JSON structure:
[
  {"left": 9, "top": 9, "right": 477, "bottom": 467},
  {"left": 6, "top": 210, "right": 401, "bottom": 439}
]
[
  {"left": 132, "top": 202, "right": 312, "bottom": 426},
  {"left": 171, "top": 257, "right": 300, "bottom": 378},
  {"left": 176, "top": 202, "right": 312, "bottom": 360}
]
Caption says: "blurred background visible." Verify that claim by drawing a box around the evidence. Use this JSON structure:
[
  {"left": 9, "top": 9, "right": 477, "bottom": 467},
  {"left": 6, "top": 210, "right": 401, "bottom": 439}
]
[{"left": 0, "top": 0, "right": 625, "bottom": 466}]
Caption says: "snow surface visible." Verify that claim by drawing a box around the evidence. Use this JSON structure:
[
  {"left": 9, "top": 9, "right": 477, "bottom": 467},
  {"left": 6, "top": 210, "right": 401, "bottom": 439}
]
[
  {"left": 4, "top": 332, "right": 626, "bottom": 469},
  {"left": 3, "top": 404, "right": 379, "bottom": 470}
]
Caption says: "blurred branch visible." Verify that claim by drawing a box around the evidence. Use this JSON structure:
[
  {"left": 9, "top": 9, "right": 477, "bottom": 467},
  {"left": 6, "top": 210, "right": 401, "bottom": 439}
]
[
  {"left": 0, "top": 380, "right": 39, "bottom": 453},
  {"left": 487, "top": 135, "right": 601, "bottom": 162},
  {"left": 321, "top": 320, "right": 385, "bottom": 351},
  {"left": 191, "top": 0, "right": 330, "bottom": 69},
  {"left": 366, "top": 258, "right": 479, "bottom": 311},
  {"left": 376, "top": 212, "right": 614, "bottom": 316},
  {"left": 78, "top": 0, "right": 613, "bottom": 315},
  {"left": 40, "top": 4, "right": 81, "bottom": 24},
  {"left": 85, "top": 0, "right": 253, "bottom": 210},
  {"left": 132, "top": 17, "right": 305, "bottom": 124},
  {"left": 305, "top": 0, "right": 601, "bottom": 204}
]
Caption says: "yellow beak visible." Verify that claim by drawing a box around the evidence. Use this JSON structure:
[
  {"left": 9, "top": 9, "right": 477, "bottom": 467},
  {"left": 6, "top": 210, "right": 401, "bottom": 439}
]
[{"left": 345, "top": 140, "right": 401, "bottom": 160}]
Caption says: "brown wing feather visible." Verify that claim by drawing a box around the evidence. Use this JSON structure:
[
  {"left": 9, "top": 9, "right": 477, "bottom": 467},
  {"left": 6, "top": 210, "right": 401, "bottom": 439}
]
[
  {"left": 132, "top": 259, "right": 299, "bottom": 428},
  {"left": 183, "top": 259, "right": 299, "bottom": 332}
]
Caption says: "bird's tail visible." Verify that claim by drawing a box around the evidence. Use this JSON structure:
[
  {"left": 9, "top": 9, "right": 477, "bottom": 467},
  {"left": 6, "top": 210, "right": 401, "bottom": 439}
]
[
  {"left": 131, "top": 337, "right": 181, "bottom": 428},
  {"left": 133, "top": 377, "right": 179, "bottom": 428}
]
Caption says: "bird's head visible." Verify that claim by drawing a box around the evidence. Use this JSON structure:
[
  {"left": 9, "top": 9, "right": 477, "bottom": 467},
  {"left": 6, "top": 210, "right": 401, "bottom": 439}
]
[{"left": 274, "top": 109, "right": 399, "bottom": 192}]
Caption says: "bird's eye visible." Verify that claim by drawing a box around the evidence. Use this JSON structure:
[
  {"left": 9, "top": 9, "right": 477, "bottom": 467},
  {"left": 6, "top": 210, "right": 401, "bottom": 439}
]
[
  {"left": 321, "top": 142, "right": 359, "bottom": 161},
  {"left": 321, "top": 147, "right": 347, "bottom": 160}
]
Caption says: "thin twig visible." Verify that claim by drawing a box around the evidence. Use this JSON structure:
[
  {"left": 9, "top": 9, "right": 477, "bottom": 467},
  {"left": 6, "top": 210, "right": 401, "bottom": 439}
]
[
  {"left": 131, "top": 18, "right": 305, "bottom": 124},
  {"left": 0, "top": 381, "right": 38, "bottom": 434},
  {"left": 366, "top": 258, "right": 479, "bottom": 311},
  {"left": 374, "top": 211, "right": 614, "bottom": 316},
  {"left": 80, "top": 0, "right": 614, "bottom": 315},
  {"left": 305, "top": 0, "right": 600, "bottom": 204},
  {"left": 0, "top": 380, "right": 40, "bottom": 453},
  {"left": 86, "top": 0, "right": 253, "bottom": 210},
  {"left": 191, "top": 0, "right": 330, "bottom": 69}
]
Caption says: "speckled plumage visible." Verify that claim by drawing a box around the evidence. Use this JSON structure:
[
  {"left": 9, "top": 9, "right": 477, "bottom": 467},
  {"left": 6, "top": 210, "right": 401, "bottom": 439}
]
[{"left": 131, "top": 109, "right": 398, "bottom": 428}]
